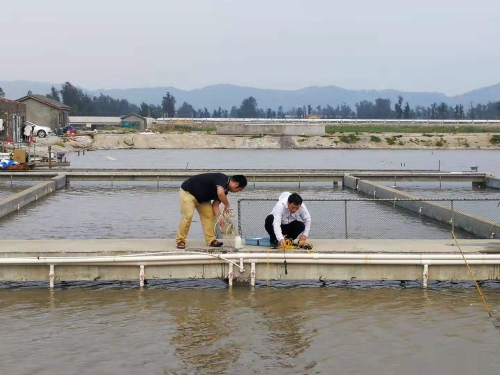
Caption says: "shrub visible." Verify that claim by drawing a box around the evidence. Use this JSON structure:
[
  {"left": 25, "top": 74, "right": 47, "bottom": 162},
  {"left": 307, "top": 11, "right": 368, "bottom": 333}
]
[
  {"left": 385, "top": 137, "right": 396, "bottom": 145},
  {"left": 339, "top": 134, "right": 360, "bottom": 143},
  {"left": 490, "top": 135, "right": 500, "bottom": 145}
]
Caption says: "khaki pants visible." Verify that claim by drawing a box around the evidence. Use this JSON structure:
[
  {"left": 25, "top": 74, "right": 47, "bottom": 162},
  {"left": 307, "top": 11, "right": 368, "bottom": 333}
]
[{"left": 176, "top": 188, "right": 216, "bottom": 245}]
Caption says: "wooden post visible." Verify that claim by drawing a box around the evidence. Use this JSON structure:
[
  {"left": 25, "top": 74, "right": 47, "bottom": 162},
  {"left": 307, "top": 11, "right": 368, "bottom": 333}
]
[{"left": 48, "top": 146, "right": 52, "bottom": 169}]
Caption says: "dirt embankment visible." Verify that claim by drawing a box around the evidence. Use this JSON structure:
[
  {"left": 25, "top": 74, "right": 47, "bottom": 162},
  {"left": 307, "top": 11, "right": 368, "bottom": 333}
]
[{"left": 29, "top": 132, "right": 500, "bottom": 154}]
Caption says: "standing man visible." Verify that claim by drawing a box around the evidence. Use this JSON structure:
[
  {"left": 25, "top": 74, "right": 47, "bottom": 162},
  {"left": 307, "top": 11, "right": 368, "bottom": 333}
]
[
  {"left": 176, "top": 173, "right": 247, "bottom": 249},
  {"left": 24, "top": 122, "right": 32, "bottom": 143},
  {"left": 265, "top": 192, "right": 311, "bottom": 248},
  {"left": 21, "top": 123, "right": 26, "bottom": 142}
]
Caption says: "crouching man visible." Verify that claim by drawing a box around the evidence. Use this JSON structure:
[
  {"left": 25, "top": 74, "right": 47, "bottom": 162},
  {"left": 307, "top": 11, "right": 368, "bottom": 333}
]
[{"left": 265, "top": 192, "right": 311, "bottom": 248}]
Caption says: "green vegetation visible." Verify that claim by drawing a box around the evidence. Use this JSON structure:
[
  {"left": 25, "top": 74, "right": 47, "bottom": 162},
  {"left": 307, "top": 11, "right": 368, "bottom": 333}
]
[
  {"left": 339, "top": 134, "right": 360, "bottom": 143},
  {"left": 325, "top": 125, "right": 500, "bottom": 134},
  {"left": 490, "top": 135, "right": 500, "bottom": 144},
  {"left": 385, "top": 136, "right": 397, "bottom": 145},
  {"left": 370, "top": 135, "right": 382, "bottom": 143},
  {"left": 56, "top": 82, "right": 139, "bottom": 116}
]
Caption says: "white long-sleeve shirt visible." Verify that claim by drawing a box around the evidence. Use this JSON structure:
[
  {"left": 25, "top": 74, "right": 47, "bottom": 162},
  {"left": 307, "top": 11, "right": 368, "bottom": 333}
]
[{"left": 270, "top": 192, "right": 311, "bottom": 242}]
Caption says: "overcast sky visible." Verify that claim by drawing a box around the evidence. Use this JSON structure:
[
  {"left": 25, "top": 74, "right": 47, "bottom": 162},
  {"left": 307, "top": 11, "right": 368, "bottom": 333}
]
[{"left": 2, "top": 0, "right": 499, "bottom": 94}]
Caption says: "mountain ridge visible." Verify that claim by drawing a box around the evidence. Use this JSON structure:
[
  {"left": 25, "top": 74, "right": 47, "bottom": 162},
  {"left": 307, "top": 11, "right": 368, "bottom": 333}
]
[{"left": 1, "top": 80, "right": 499, "bottom": 111}]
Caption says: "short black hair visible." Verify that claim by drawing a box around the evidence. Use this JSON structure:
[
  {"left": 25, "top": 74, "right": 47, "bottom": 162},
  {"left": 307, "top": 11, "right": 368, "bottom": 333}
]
[
  {"left": 287, "top": 193, "right": 303, "bottom": 205},
  {"left": 231, "top": 175, "right": 247, "bottom": 188}
]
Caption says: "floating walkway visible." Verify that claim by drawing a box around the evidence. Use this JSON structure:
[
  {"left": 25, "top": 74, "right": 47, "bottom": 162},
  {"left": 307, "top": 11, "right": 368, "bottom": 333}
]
[
  {"left": 0, "top": 168, "right": 490, "bottom": 183},
  {"left": 1, "top": 169, "right": 500, "bottom": 288},
  {"left": 1, "top": 239, "right": 500, "bottom": 288}
]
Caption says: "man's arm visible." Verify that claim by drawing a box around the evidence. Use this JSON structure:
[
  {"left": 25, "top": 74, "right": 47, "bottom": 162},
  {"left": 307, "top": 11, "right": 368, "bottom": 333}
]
[
  {"left": 272, "top": 204, "right": 285, "bottom": 242},
  {"left": 216, "top": 186, "right": 231, "bottom": 213},
  {"left": 212, "top": 200, "right": 221, "bottom": 216},
  {"left": 299, "top": 205, "right": 312, "bottom": 242}
]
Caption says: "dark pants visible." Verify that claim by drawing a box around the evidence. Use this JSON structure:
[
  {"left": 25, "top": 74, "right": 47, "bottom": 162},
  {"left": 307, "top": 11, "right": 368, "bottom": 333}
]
[{"left": 265, "top": 214, "right": 305, "bottom": 242}]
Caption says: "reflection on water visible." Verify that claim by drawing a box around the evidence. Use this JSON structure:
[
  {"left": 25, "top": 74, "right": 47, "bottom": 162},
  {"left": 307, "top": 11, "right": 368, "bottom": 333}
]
[
  {"left": 1, "top": 284, "right": 500, "bottom": 375},
  {"left": 0, "top": 181, "right": 38, "bottom": 200}
]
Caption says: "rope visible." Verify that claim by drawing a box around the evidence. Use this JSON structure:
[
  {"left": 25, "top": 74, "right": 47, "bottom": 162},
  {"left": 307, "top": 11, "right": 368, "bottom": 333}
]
[
  {"left": 278, "top": 238, "right": 315, "bottom": 254},
  {"left": 266, "top": 238, "right": 315, "bottom": 286},
  {"left": 210, "top": 211, "right": 239, "bottom": 251},
  {"left": 451, "top": 231, "right": 492, "bottom": 317}
]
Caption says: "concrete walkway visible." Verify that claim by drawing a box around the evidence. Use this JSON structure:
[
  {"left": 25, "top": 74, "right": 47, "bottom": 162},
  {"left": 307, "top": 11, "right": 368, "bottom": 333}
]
[{"left": 1, "top": 239, "right": 499, "bottom": 256}]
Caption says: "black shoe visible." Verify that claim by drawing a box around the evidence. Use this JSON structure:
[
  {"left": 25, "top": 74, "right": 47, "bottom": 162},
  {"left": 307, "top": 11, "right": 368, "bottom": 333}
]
[
  {"left": 209, "top": 240, "right": 223, "bottom": 247},
  {"left": 270, "top": 240, "right": 279, "bottom": 248}
]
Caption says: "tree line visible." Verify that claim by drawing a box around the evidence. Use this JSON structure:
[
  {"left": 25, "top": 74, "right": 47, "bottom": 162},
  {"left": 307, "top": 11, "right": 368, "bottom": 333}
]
[
  {"left": 44, "top": 82, "right": 139, "bottom": 116},
  {"left": 140, "top": 94, "right": 500, "bottom": 120},
  {"left": 36, "top": 83, "right": 500, "bottom": 120}
]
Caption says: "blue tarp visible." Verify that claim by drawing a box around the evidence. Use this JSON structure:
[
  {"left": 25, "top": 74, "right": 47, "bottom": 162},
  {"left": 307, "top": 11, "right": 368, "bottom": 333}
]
[{"left": 0, "top": 159, "right": 19, "bottom": 169}]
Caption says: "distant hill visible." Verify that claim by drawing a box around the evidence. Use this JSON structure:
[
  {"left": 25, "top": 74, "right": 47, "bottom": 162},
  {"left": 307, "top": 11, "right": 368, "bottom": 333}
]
[
  {"left": 1, "top": 79, "right": 499, "bottom": 111},
  {"left": 448, "top": 82, "right": 500, "bottom": 106}
]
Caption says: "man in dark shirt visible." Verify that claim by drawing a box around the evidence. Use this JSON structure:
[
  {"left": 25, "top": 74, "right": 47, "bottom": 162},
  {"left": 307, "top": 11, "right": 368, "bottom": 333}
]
[{"left": 176, "top": 173, "right": 247, "bottom": 249}]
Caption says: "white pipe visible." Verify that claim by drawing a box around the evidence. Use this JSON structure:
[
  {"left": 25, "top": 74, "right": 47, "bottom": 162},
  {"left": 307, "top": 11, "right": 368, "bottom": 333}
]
[
  {"left": 228, "top": 263, "right": 233, "bottom": 287},
  {"left": 46, "top": 259, "right": 500, "bottom": 266},
  {"left": 243, "top": 259, "right": 500, "bottom": 265},
  {"left": 423, "top": 264, "right": 429, "bottom": 288},
  {"left": 49, "top": 264, "right": 55, "bottom": 289},
  {"left": 1, "top": 252, "right": 500, "bottom": 264},
  {"left": 250, "top": 263, "right": 256, "bottom": 286},
  {"left": 11, "top": 259, "right": 495, "bottom": 267},
  {"left": 136, "top": 251, "right": 245, "bottom": 272},
  {"left": 231, "top": 253, "right": 500, "bottom": 260},
  {"left": 199, "top": 253, "right": 498, "bottom": 260},
  {"left": 139, "top": 265, "right": 145, "bottom": 287}
]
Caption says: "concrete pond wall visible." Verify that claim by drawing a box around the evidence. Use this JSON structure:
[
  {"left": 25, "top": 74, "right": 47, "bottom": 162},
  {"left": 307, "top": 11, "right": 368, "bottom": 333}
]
[
  {"left": 0, "top": 174, "right": 66, "bottom": 219},
  {"left": 343, "top": 174, "right": 500, "bottom": 239},
  {"left": 216, "top": 123, "right": 325, "bottom": 136}
]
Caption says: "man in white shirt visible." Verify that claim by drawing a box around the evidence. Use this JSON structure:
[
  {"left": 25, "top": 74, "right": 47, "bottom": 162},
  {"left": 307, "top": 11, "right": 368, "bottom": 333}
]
[
  {"left": 265, "top": 192, "right": 311, "bottom": 248},
  {"left": 23, "top": 123, "right": 32, "bottom": 142}
]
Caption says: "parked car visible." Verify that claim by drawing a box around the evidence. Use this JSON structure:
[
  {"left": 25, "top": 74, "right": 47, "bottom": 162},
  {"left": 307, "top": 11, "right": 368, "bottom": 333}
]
[{"left": 25, "top": 121, "right": 53, "bottom": 138}]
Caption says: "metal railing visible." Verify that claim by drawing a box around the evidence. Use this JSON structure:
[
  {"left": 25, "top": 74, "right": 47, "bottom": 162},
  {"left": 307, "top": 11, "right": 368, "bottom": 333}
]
[
  {"left": 237, "top": 198, "right": 500, "bottom": 240},
  {"left": 155, "top": 118, "right": 500, "bottom": 125}
]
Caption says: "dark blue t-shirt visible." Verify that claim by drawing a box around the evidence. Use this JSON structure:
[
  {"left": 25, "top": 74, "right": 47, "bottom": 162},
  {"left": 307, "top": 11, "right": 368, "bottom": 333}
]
[{"left": 181, "top": 173, "right": 229, "bottom": 203}]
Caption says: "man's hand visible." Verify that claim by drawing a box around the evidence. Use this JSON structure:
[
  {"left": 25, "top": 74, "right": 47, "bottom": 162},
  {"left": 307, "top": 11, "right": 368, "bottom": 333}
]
[
  {"left": 223, "top": 206, "right": 232, "bottom": 215},
  {"left": 298, "top": 235, "right": 307, "bottom": 244},
  {"left": 279, "top": 239, "right": 286, "bottom": 248}
]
